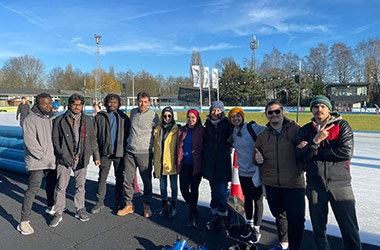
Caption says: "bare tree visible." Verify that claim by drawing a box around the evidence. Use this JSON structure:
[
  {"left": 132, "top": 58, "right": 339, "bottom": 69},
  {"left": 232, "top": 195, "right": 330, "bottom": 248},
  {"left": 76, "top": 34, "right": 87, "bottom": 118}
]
[
  {"left": 1, "top": 55, "right": 45, "bottom": 88},
  {"left": 329, "top": 43, "right": 355, "bottom": 84}
]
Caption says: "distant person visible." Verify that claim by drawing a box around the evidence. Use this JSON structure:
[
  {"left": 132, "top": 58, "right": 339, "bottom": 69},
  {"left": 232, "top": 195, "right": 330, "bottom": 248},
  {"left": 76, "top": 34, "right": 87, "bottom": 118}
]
[
  {"left": 17, "top": 93, "right": 55, "bottom": 235},
  {"left": 93, "top": 101, "right": 103, "bottom": 116},
  {"left": 153, "top": 107, "right": 179, "bottom": 218},
  {"left": 50, "top": 93, "right": 100, "bottom": 227},
  {"left": 228, "top": 107, "right": 266, "bottom": 244},
  {"left": 16, "top": 96, "right": 30, "bottom": 126},
  {"left": 52, "top": 101, "right": 60, "bottom": 114},
  {"left": 296, "top": 95, "right": 362, "bottom": 250},
  {"left": 117, "top": 91, "right": 159, "bottom": 218},
  {"left": 203, "top": 101, "right": 232, "bottom": 237},
  {"left": 63, "top": 101, "right": 67, "bottom": 110},
  {"left": 92, "top": 94, "right": 130, "bottom": 214},
  {"left": 254, "top": 101, "right": 305, "bottom": 250},
  {"left": 177, "top": 109, "right": 205, "bottom": 227}
]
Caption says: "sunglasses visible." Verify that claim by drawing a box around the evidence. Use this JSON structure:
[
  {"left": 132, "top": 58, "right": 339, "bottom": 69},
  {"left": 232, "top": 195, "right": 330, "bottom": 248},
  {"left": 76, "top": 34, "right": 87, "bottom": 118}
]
[
  {"left": 163, "top": 115, "right": 172, "bottom": 118},
  {"left": 267, "top": 109, "right": 282, "bottom": 115}
]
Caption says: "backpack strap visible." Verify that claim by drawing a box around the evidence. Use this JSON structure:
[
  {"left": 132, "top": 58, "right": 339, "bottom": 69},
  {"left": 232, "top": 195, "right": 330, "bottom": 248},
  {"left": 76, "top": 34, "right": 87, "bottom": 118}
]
[{"left": 247, "top": 120, "right": 257, "bottom": 141}]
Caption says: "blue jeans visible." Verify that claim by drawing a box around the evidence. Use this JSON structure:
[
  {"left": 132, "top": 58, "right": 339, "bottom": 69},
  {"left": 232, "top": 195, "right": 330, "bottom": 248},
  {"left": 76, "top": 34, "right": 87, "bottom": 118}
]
[
  {"left": 209, "top": 182, "right": 229, "bottom": 216},
  {"left": 159, "top": 174, "right": 178, "bottom": 201}
]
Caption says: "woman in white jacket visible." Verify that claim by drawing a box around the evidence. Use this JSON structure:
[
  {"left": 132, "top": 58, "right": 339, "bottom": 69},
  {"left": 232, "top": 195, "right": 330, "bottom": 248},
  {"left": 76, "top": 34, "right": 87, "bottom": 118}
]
[{"left": 228, "top": 107, "right": 266, "bottom": 244}]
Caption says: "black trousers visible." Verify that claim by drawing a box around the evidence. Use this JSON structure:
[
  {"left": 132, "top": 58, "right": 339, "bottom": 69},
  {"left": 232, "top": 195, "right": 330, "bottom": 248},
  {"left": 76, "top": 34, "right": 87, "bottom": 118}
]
[
  {"left": 179, "top": 163, "right": 202, "bottom": 215},
  {"left": 265, "top": 186, "right": 306, "bottom": 250}
]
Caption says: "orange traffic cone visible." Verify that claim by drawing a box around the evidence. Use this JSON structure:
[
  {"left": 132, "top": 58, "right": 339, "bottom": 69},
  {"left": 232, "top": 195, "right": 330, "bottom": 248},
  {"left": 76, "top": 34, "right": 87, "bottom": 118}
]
[
  {"left": 230, "top": 149, "right": 244, "bottom": 201},
  {"left": 133, "top": 173, "right": 142, "bottom": 197}
]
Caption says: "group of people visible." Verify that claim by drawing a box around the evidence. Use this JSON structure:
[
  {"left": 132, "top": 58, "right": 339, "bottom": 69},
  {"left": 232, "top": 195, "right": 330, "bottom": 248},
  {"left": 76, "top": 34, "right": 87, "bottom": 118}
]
[{"left": 16, "top": 91, "right": 361, "bottom": 250}]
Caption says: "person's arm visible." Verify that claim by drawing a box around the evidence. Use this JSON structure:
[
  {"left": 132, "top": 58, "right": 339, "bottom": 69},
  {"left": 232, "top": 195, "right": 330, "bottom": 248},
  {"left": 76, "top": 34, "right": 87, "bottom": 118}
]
[{"left": 23, "top": 118, "right": 44, "bottom": 159}]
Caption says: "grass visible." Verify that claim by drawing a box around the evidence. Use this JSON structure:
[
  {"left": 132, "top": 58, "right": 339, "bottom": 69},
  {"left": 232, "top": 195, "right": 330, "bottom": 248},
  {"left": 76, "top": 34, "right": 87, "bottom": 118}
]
[{"left": 171, "top": 111, "right": 380, "bottom": 132}]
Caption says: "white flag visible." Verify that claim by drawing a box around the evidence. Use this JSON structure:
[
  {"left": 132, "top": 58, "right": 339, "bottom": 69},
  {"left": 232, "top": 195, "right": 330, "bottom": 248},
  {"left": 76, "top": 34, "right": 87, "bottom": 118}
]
[
  {"left": 203, "top": 67, "right": 210, "bottom": 88},
  {"left": 212, "top": 68, "right": 218, "bottom": 89},
  {"left": 192, "top": 65, "right": 200, "bottom": 87}
]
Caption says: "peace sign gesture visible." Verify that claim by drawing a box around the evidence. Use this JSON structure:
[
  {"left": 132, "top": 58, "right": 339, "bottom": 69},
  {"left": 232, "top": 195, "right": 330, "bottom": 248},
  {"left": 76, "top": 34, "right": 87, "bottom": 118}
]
[{"left": 313, "top": 123, "right": 334, "bottom": 144}]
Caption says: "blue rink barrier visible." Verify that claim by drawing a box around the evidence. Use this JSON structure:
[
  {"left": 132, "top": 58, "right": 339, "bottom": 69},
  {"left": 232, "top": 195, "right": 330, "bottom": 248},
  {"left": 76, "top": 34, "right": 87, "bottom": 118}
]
[{"left": 0, "top": 125, "right": 27, "bottom": 175}]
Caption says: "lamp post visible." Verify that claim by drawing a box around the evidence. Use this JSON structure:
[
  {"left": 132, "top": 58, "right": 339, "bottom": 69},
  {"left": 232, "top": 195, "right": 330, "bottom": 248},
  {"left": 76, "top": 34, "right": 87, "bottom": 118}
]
[
  {"left": 94, "top": 34, "right": 101, "bottom": 103},
  {"left": 249, "top": 35, "right": 259, "bottom": 72}
]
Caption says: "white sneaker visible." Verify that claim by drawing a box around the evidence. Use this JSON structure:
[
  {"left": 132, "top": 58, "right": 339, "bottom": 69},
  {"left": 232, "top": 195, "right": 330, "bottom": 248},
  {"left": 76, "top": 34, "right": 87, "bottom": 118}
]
[{"left": 17, "top": 221, "right": 34, "bottom": 235}]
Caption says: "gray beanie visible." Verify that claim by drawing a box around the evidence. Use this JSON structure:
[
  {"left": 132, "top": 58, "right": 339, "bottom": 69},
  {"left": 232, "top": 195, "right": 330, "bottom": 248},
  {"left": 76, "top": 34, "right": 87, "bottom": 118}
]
[
  {"left": 310, "top": 95, "right": 332, "bottom": 111},
  {"left": 210, "top": 101, "right": 225, "bottom": 112}
]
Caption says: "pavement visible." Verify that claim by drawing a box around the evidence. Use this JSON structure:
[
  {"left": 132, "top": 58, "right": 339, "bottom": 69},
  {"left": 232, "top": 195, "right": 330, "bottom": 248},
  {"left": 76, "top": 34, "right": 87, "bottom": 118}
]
[{"left": 1, "top": 169, "right": 379, "bottom": 250}]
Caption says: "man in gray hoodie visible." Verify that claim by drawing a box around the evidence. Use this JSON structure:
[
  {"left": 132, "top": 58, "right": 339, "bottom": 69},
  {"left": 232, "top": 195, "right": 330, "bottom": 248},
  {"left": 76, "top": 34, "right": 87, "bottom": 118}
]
[
  {"left": 117, "top": 91, "right": 159, "bottom": 218},
  {"left": 17, "top": 93, "right": 55, "bottom": 235}
]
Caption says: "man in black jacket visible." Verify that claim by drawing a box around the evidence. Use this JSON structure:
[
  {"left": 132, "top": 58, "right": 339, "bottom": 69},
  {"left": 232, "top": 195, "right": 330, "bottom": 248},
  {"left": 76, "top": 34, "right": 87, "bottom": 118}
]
[
  {"left": 91, "top": 94, "right": 130, "bottom": 214},
  {"left": 50, "top": 94, "right": 100, "bottom": 227},
  {"left": 296, "top": 95, "right": 361, "bottom": 250}
]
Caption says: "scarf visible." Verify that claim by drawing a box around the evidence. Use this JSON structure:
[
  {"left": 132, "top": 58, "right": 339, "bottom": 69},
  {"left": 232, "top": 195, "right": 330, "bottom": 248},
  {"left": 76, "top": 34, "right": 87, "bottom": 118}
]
[{"left": 68, "top": 110, "right": 82, "bottom": 153}]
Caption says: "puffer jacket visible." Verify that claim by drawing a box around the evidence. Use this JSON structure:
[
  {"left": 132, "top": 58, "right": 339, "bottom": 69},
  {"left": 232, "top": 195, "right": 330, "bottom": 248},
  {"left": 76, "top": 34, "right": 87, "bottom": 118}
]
[
  {"left": 254, "top": 117, "right": 305, "bottom": 189},
  {"left": 153, "top": 123, "right": 179, "bottom": 178},
  {"left": 202, "top": 117, "right": 232, "bottom": 184},
  {"left": 296, "top": 112, "right": 354, "bottom": 189}
]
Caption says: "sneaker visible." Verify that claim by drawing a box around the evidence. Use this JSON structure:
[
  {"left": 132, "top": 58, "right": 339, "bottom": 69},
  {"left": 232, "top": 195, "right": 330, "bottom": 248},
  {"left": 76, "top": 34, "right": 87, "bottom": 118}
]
[
  {"left": 17, "top": 221, "right": 34, "bottom": 235},
  {"left": 143, "top": 204, "right": 152, "bottom": 218},
  {"left": 117, "top": 205, "right": 134, "bottom": 216},
  {"left": 49, "top": 213, "right": 62, "bottom": 227},
  {"left": 75, "top": 208, "right": 90, "bottom": 222},
  {"left": 186, "top": 214, "right": 197, "bottom": 227},
  {"left": 268, "top": 244, "right": 289, "bottom": 250},
  {"left": 91, "top": 202, "right": 105, "bottom": 214},
  {"left": 240, "top": 225, "right": 253, "bottom": 238},
  {"left": 249, "top": 229, "right": 261, "bottom": 244}
]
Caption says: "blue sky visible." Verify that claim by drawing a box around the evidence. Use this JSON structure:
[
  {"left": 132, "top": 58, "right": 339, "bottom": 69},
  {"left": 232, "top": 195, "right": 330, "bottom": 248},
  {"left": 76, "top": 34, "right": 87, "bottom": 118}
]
[{"left": 1, "top": 0, "right": 379, "bottom": 78}]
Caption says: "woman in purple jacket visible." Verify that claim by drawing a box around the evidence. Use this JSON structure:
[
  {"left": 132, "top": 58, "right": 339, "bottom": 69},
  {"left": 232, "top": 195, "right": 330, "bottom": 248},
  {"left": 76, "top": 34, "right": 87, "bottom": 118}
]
[{"left": 177, "top": 109, "right": 205, "bottom": 227}]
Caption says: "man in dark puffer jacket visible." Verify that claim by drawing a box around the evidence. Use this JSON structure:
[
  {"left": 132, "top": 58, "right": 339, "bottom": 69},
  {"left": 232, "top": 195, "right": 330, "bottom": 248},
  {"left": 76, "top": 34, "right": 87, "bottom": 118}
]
[{"left": 296, "top": 95, "right": 362, "bottom": 250}]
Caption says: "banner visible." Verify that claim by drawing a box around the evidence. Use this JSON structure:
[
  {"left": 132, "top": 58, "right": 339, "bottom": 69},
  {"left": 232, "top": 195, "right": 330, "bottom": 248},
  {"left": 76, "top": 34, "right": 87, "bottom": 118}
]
[
  {"left": 192, "top": 65, "right": 200, "bottom": 88},
  {"left": 212, "top": 68, "right": 218, "bottom": 89},
  {"left": 203, "top": 67, "right": 210, "bottom": 88}
]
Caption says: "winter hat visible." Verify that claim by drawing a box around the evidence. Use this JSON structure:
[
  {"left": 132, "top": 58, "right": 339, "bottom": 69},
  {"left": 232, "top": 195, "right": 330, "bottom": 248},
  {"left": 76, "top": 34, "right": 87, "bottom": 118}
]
[
  {"left": 228, "top": 107, "right": 245, "bottom": 121},
  {"left": 210, "top": 101, "right": 225, "bottom": 113},
  {"left": 310, "top": 95, "right": 332, "bottom": 111},
  {"left": 187, "top": 109, "right": 199, "bottom": 120}
]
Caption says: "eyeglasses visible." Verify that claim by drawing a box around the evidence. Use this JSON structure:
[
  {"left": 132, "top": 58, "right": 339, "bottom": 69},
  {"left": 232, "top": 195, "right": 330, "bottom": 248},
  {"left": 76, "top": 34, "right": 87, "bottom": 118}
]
[
  {"left": 163, "top": 115, "right": 172, "bottom": 118},
  {"left": 267, "top": 109, "right": 282, "bottom": 115}
]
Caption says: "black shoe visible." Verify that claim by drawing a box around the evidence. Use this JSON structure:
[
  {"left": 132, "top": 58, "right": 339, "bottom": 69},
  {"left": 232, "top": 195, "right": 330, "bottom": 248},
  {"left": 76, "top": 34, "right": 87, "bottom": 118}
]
[
  {"left": 240, "top": 225, "right": 253, "bottom": 238},
  {"left": 49, "top": 213, "right": 62, "bottom": 228},
  {"left": 186, "top": 214, "right": 197, "bottom": 227},
  {"left": 248, "top": 229, "right": 261, "bottom": 244},
  {"left": 159, "top": 200, "right": 168, "bottom": 217},
  {"left": 168, "top": 200, "right": 176, "bottom": 218},
  {"left": 205, "top": 215, "right": 219, "bottom": 230},
  {"left": 91, "top": 202, "right": 104, "bottom": 214}
]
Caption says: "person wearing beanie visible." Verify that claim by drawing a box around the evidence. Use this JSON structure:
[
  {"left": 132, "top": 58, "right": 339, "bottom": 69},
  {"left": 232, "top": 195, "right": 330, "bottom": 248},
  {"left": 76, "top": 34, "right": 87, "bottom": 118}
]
[
  {"left": 297, "top": 97, "right": 361, "bottom": 250},
  {"left": 254, "top": 101, "right": 306, "bottom": 250},
  {"left": 203, "top": 100, "right": 231, "bottom": 237},
  {"left": 310, "top": 95, "right": 332, "bottom": 111},
  {"left": 177, "top": 109, "right": 205, "bottom": 227},
  {"left": 153, "top": 106, "right": 179, "bottom": 218},
  {"left": 228, "top": 107, "right": 266, "bottom": 244}
]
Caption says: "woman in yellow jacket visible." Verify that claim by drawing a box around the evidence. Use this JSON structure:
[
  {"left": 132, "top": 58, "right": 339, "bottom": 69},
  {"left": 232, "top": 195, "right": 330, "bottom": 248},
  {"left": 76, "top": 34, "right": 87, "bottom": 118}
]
[{"left": 153, "top": 107, "right": 179, "bottom": 217}]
